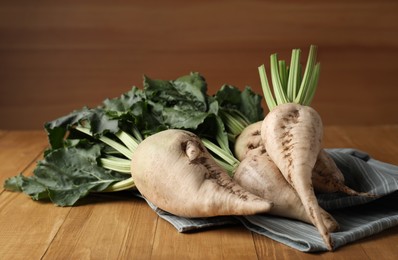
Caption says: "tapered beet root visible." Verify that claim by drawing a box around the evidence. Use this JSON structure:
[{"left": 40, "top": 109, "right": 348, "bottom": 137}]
[{"left": 131, "top": 129, "right": 273, "bottom": 218}]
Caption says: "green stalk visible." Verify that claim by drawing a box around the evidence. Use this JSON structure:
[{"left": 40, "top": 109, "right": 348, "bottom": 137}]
[
  {"left": 259, "top": 45, "right": 321, "bottom": 109},
  {"left": 294, "top": 45, "right": 318, "bottom": 104},
  {"left": 278, "top": 60, "right": 288, "bottom": 92},
  {"left": 303, "top": 62, "right": 321, "bottom": 105},
  {"left": 202, "top": 138, "right": 240, "bottom": 169},
  {"left": 115, "top": 131, "right": 139, "bottom": 153},
  {"left": 232, "top": 110, "right": 251, "bottom": 126},
  {"left": 132, "top": 126, "right": 143, "bottom": 143},
  {"left": 222, "top": 111, "right": 248, "bottom": 136},
  {"left": 75, "top": 125, "right": 138, "bottom": 192},
  {"left": 270, "top": 54, "right": 288, "bottom": 104},
  {"left": 103, "top": 177, "right": 136, "bottom": 192},
  {"left": 258, "top": 65, "right": 277, "bottom": 111},
  {"left": 75, "top": 126, "right": 133, "bottom": 159},
  {"left": 213, "top": 157, "right": 235, "bottom": 176},
  {"left": 287, "top": 49, "right": 301, "bottom": 101},
  {"left": 100, "top": 157, "right": 131, "bottom": 173},
  {"left": 96, "top": 138, "right": 133, "bottom": 158}
]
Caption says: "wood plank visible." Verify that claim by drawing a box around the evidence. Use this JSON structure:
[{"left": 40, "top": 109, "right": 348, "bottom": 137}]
[
  {"left": 253, "top": 233, "right": 300, "bottom": 259},
  {"left": 324, "top": 125, "right": 398, "bottom": 165},
  {"left": 0, "top": 159, "right": 71, "bottom": 259},
  {"left": 115, "top": 196, "right": 159, "bottom": 259},
  {"left": 42, "top": 193, "right": 158, "bottom": 259},
  {"left": 344, "top": 125, "right": 398, "bottom": 165},
  {"left": 253, "top": 232, "right": 369, "bottom": 260},
  {"left": 151, "top": 220, "right": 258, "bottom": 259},
  {"left": 0, "top": 130, "right": 48, "bottom": 185},
  {"left": 359, "top": 226, "right": 398, "bottom": 260},
  {"left": 0, "top": 130, "right": 69, "bottom": 259}
]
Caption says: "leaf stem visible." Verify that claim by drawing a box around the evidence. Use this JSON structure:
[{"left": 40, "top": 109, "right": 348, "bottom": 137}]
[
  {"left": 115, "top": 131, "right": 139, "bottom": 154},
  {"left": 294, "top": 45, "right": 318, "bottom": 104},
  {"left": 75, "top": 126, "right": 133, "bottom": 159},
  {"left": 100, "top": 157, "right": 131, "bottom": 173},
  {"left": 259, "top": 45, "right": 321, "bottom": 109},
  {"left": 270, "top": 54, "right": 289, "bottom": 105},
  {"left": 103, "top": 177, "right": 136, "bottom": 192},
  {"left": 287, "top": 49, "right": 301, "bottom": 101},
  {"left": 222, "top": 111, "right": 248, "bottom": 136},
  {"left": 258, "top": 65, "right": 277, "bottom": 111},
  {"left": 202, "top": 138, "right": 239, "bottom": 170}
]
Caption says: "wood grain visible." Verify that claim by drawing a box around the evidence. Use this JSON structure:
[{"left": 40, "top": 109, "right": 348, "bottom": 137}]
[
  {"left": 152, "top": 222, "right": 258, "bottom": 259},
  {"left": 0, "top": 149, "right": 70, "bottom": 259},
  {"left": 0, "top": 131, "right": 47, "bottom": 185},
  {"left": 1, "top": 1, "right": 398, "bottom": 129},
  {"left": 0, "top": 127, "right": 397, "bottom": 259},
  {"left": 0, "top": 192, "right": 70, "bottom": 259},
  {"left": 253, "top": 232, "right": 370, "bottom": 260},
  {"left": 323, "top": 125, "right": 398, "bottom": 165},
  {"left": 42, "top": 195, "right": 157, "bottom": 259}
]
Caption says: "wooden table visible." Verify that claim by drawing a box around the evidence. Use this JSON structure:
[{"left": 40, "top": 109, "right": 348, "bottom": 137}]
[{"left": 0, "top": 125, "right": 397, "bottom": 259}]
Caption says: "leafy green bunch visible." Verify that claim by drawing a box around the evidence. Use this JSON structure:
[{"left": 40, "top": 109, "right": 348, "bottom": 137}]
[{"left": 4, "top": 72, "right": 263, "bottom": 206}]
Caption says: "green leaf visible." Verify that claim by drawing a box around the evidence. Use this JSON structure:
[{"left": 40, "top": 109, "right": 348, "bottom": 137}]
[
  {"left": 144, "top": 72, "right": 208, "bottom": 113},
  {"left": 214, "top": 85, "right": 242, "bottom": 107},
  {"left": 143, "top": 72, "right": 216, "bottom": 132},
  {"left": 101, "top": 87, "right": 162, "bottom": 134},
  {"left": 3, "top": 174, "right": 24, "bottom": 192},
  {"left": 45, "top": 107, "right": 119, "bottom": 150},
  {"left": 161, "top": 108, "right": 210, "bottom": 129},
  {"left": 240, "top": 87, "right": 264, "bottom": 123},
  {"left": 15, "top": 145, "right": 127, "bottom": 206},
  {"left": 102, "top": 87, "right": 145, "bottom": 112},
  {"left": 19, "top": 176, "right": 49, "bottom": 200},
  {"left": 174, "top": 72, "right": 208, "bottom": 110},
  {"left": 215, "top": 85, "right": 263, "bottom": 123}
]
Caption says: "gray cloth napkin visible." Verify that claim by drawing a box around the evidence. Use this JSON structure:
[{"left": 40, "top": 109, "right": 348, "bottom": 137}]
[{"left": 142, "top": 148, "right": 398, "bottom": 252}]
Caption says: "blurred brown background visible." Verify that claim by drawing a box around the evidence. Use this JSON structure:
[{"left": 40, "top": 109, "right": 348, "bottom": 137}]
[{"left": 1, "top": 0, "right": 397, "bottom": 129}]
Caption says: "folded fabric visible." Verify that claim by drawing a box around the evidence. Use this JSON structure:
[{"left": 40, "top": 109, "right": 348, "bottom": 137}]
[{"left": 143, "top": 148, "right": 398, "bottom": 252}]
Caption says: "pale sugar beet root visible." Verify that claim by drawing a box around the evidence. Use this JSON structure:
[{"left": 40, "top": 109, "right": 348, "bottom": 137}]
[
  {"left": 238, "top": 122, "right": 372, "bottom": 197},
  {"left": 313, "top": 150, "right": 377, "bottom": 197},
  {"left": 261, "top": 103, "right": 334, "bottom": 250},
  {"left": 234, "top": 121, "right": 263, "bottom": 161},
  {"left": 234, "top": 146, "right": 339, "bottom": 232},
  {"left": 130, "top": 129, "right": 273, "bottom": 218}
]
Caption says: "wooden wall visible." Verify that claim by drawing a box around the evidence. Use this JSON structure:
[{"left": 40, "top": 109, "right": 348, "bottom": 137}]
[{"left": 1, "top": 0, "right": 397, "bottom": 129}]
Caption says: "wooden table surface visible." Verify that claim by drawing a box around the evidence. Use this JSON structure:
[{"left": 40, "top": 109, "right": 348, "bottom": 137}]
[{"left": 0, "top": 125, "right": 397, "bottom": 259}]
